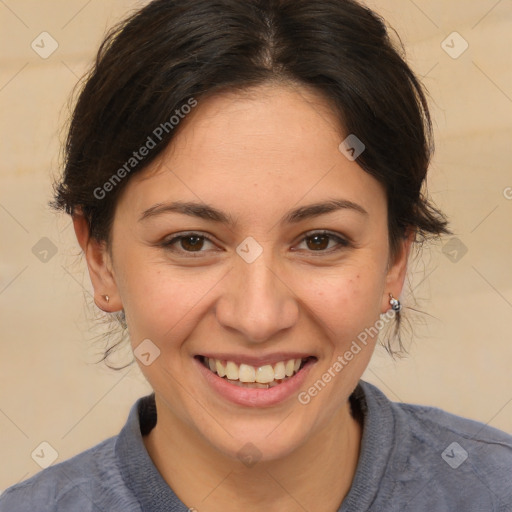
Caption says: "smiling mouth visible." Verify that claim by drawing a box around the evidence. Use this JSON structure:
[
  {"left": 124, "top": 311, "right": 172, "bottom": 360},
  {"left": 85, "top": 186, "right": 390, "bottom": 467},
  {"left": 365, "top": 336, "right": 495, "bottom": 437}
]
[{"left": 197, "top": 355, "right": 316, "bottom": 388}]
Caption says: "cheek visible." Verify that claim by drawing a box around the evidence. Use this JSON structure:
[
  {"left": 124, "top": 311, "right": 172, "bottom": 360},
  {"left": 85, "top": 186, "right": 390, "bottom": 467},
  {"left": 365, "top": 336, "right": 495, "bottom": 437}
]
[
  {"left": 116, "top": 243, "right": 386, "bottom": 353},
  {"left": 117, "top": 255, "right": 224, "bottom": 346},
  {"left": 306, "top": 268, "right": 383, "bottom": 337}
]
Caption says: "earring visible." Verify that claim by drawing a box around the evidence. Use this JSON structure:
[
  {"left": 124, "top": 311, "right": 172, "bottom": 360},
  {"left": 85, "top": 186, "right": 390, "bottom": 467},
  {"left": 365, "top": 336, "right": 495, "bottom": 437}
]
[
  {"left": 102, "top": 295, "right": 110, "bottom": 303},
  {"left": 389, "top": 293, "right": 401, "bottom": 312}
]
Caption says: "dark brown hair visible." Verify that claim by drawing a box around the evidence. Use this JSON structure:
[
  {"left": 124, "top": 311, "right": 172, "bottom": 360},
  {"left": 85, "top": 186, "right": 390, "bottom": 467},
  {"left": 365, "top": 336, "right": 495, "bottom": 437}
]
[{"left": 51, "top": 0, "right": 452, "bottom": 364}]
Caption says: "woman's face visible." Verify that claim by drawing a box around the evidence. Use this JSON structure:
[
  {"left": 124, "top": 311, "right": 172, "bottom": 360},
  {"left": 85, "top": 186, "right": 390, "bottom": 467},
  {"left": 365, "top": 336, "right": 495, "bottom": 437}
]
[{"left": 82, "top": 83, "right": 411, "bottom": 461}]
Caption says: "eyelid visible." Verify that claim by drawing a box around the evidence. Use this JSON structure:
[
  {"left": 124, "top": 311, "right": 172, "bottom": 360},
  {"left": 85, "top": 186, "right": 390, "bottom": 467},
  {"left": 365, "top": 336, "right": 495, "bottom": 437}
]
[
  {"left": 160, "top": 229, "right": 351, "bottom": 256},
  {"left": 292, "top": 229, "right": 351, "bottom": 253},
  {"left": 160, "top": 231, "right": 218, "bottom": 255}
]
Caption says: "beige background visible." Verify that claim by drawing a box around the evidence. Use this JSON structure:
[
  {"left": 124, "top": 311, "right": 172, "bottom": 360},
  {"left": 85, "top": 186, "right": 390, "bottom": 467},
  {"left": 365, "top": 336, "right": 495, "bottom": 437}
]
[{"left": 1, "top": 0, "right": 511, "bottom": 491}]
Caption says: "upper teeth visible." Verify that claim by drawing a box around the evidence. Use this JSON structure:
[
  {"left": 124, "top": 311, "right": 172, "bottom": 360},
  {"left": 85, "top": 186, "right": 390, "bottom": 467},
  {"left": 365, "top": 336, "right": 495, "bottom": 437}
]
[{"left": 205, "top": 357, "right": 303, "bottom": 383}]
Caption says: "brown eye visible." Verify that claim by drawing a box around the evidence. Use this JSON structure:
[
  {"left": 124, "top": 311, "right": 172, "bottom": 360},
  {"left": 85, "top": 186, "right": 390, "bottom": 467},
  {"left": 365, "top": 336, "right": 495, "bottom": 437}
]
[
  {"left": 179, "top": 235, "right": 205, "bottom": 252},
  {"left": 305, "top": 234, "right": 330, "bottom": 251},
  {"left": 295, "top": 231, "right": 350, "bottom": 253},
  {"left": 161, "top": 232, "right": 216, "bottom": 255}
]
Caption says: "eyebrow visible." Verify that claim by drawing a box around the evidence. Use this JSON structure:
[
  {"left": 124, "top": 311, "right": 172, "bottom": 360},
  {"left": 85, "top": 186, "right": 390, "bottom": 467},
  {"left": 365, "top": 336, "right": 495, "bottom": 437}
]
[{"left": 138, "top": 198, "right": 368, "bottom": 225}]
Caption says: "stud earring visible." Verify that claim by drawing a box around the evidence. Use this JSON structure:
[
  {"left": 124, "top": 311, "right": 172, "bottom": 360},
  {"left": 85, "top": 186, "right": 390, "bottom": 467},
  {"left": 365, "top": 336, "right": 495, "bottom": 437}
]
[
  {"left": 389, "top": 293, "right": 401, "bottom": 312},
  {"left": 102, "top": 295, "right": 110, "bottom": 303}
]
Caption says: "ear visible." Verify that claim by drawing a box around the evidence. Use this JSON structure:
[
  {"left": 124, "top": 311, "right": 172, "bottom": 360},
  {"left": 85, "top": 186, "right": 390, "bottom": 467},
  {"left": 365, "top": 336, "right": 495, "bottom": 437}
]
[
  {"left": 72, "top": 213, "right": 122, "bottom": 312},
  {"left": 381, "top": 227, "right": 415, "bottom": 313}
]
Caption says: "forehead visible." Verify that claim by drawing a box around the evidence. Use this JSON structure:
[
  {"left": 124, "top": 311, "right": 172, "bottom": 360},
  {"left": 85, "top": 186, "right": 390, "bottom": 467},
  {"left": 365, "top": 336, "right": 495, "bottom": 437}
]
[
  {"left": 165, "top": 83, "right": 343, "bottom": 166},
  {"left": 117, "top": 83, "right": 386, "bottom": 221}
]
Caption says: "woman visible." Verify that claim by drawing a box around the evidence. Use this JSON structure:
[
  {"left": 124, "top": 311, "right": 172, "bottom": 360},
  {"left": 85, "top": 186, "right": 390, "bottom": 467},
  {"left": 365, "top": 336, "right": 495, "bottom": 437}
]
[{"left": 1, "top": 0, "right": 511, "bottom": 510}]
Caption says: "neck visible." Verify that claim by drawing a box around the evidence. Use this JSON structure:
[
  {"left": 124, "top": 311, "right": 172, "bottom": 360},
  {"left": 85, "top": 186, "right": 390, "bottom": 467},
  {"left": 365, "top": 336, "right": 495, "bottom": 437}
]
[{"left": 143, "top": 396, "right": 362, "bottom": 512}]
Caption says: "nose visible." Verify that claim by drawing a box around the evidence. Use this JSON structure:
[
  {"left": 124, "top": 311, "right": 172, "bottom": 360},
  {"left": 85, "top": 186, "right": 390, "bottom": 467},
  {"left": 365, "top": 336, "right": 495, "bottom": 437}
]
[{"left": 215, "top": 252, "right": 299, "bottom": 344}]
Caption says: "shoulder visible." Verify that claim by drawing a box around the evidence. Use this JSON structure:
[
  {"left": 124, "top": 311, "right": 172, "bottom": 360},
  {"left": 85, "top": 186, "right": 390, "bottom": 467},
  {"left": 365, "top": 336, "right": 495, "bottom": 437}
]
[
  {"left": 0, "top": 435, "right": 139, "bottom": 512},
  {"left": 404, "top": 403, "right": 511, "bottom": 509},
  {"left": 379, "top": 386, "right": 512, "bottom": 508},
  {"left": 397, "top": 399, "right": 512, "bottom": 468}
]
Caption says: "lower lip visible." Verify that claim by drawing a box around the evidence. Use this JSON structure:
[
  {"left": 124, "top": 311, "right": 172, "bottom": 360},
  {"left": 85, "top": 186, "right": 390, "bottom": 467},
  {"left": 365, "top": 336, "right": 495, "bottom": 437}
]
[{"left": 194, "top": 357, "right": 316, "bottom": 407}]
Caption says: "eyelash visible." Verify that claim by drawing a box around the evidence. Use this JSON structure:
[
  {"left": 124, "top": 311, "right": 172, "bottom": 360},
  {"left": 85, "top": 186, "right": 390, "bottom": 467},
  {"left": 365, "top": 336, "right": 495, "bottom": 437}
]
[{"left": 160, "top": 230, "right": 351, "bottom": 257}]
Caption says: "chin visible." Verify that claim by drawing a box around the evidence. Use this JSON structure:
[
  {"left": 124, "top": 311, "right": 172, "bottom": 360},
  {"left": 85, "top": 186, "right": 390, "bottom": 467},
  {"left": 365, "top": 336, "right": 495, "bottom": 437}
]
[{"left": 212, "top": 426, "right": 308, "bottom": 465}]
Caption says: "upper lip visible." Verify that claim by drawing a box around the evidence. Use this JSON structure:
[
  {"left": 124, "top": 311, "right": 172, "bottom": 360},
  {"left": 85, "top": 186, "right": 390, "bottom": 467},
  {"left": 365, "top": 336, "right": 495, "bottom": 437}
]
[{"left": 197, "top": 353, "right": 316, "bottom": 367}]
